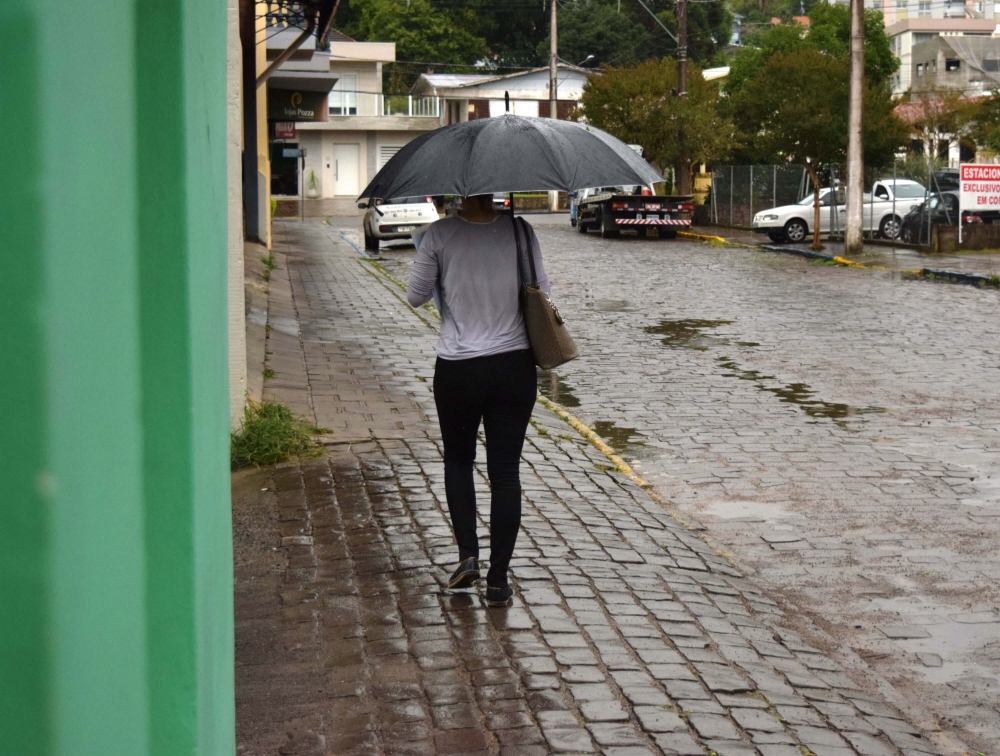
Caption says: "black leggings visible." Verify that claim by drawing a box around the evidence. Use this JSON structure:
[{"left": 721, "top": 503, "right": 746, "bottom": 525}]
[{"left": 433, "top": 349, "right": 537, "bottom": 586}]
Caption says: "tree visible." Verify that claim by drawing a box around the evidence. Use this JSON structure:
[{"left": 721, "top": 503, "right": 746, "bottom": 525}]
[
  {"left": 579, "top": 59, "right": 736, "bottom": 189},
  {"left": 805, "top": 4, "right": 898, "bottom": 84},
  {"left": 902, "top": 86, "right": 971, "bottom": 162},
  {"left": 342, "top": 0, "right": 488, "bottom": 90},
  {"left": 955, "top": 90, "right": 1000, "bottom": 155},
  {"left": 732, "top": 50, "right": 850, "bottom": 249},
  {"left": 726, "top": 5, "right": 897, "bottom": 105},
  {"left": 535, "top": 1, "right": 653, "bottom": 68}
]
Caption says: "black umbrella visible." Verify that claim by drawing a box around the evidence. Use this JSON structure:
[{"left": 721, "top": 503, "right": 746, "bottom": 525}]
[{"left": 358, "top": 114, "right": 662, "bottom": 201}]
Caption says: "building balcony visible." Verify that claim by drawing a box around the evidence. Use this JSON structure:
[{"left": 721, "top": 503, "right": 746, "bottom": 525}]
[{"left": 380, "top": 95, "right": 442, "bottom": 118}]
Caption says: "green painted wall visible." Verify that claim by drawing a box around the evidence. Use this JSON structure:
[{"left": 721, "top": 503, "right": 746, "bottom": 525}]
[{"left": 0, "top": 2, "right": 235, "bottom": 754}]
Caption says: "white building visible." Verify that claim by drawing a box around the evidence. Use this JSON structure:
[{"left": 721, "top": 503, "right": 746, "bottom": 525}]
[
  {"left": 267, "top": 27, "right": 442, "bottom": 215},
  {"left": 410, "top": 64, "right": 592, "bottom": 124}
]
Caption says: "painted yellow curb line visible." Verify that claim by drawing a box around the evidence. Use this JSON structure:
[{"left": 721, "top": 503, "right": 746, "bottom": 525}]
[
  {"left": 535, "top": 395, "right": 737, "bottom": 560},
  {"left": 536, "top": 395, "right": 650, "bottom": 487},
  {"left": 677, "top": 231, "right": 743, "bottom": 246}
]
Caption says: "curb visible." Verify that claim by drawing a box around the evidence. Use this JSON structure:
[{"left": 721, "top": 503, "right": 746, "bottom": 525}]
[
  {"left": 759, "top": 244, "right": 1000, "bottom": 289},
  {"left": 920, "top": 267, "right": 1000, "bottom": 288},
  {"left": 678, "top": 230, "right": 746, "bottom": 246},
  {"left": 535, "top": 395, "right": 650, "bottom": 488}
]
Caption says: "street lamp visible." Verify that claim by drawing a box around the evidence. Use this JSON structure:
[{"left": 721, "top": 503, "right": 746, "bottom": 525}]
[{"left": 578, "top": 54, "right": 595, "bottom": 66}]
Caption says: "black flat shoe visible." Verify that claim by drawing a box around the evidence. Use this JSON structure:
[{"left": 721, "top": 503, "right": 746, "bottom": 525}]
[
  {"left": 485, "top": 583, "right": 513, "bottom": 607},
  {"left": 448, "top": 557, "right": 480, "bottom": 589}
]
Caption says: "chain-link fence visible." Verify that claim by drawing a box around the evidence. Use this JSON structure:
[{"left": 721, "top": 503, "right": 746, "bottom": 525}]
[
  {"left": 709, "top": 159, "right": 948, "bottom": 232},
  {"left": 710, "top": 165, "right": 810, "bottom": 226}
]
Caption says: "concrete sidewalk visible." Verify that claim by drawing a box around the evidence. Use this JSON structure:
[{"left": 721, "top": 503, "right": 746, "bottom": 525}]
[{"left": 234, "top": 219, "right": 950, "bottom": 756}]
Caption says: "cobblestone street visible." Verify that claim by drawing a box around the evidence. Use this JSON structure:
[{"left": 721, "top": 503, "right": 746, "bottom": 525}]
[
  {"left": 369, "top": 215, "right": 1000, "bottom": 752},
  {"left": 234, "top": 218, "right": 993, "bottom": 755}
]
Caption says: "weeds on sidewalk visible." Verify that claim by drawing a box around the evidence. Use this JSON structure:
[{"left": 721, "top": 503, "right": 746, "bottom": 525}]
[{"left": 230, "top": 401, "right": 326, "bottom": 469}]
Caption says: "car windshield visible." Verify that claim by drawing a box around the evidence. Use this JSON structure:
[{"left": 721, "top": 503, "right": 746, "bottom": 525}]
[
  {"left": 797, "top": 189, "right": 838, "bottom": 206},
  {"left": 890, "top": 183, "right": 926, "bottom": 199}
]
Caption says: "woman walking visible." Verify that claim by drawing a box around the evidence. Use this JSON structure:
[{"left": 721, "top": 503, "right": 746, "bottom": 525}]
[{"left": 407, "top": 194, "right": 548, "bottom": 607}]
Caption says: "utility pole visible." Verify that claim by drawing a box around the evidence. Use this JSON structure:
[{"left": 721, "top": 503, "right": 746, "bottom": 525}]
[
  {"left": 549, "top": 0, "right": 557, "bottom": 119},
  {"left": 845, "top": 0, "right": 865, "bottom": 254},
  {"left": 676, "top": 0, "right": 690, "bottom": 195},
  {"left": 549, "top": 0, "right": 559, "bottom": 211}
]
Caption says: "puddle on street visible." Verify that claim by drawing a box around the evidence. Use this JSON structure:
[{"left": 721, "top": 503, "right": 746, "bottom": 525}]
[
  {"left": 537, "top": 369, "right": 581, "bottom": 408},
  {"left": 643, "top": 319, "right": 734, "bottom": 351},
  {"left": 591, "top": 420, "right": 649, "bottom": 458},
  {"left": 716, "top": 357, "right": 885, "bottom": 429}
]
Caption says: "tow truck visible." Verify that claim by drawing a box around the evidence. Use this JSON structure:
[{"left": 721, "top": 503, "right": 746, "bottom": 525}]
[{"left": 576, "top": 186, "right": 694, "bottom": 239}]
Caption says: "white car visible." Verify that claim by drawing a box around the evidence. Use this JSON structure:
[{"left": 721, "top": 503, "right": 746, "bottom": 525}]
[
  {"left": 360, "top": 195, "right": 438, "bottom": 251},
  {"left": 752, "top": 179, "right": 926, "bottom": 243}
]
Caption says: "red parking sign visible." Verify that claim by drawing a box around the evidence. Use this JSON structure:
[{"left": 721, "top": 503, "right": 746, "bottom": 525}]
[{"left": 960, "top": 163, "right": 1000, "bottom": 210}]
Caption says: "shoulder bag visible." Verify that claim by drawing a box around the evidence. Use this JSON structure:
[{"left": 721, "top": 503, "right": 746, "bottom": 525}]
[{"left": 512, "top": 215, "right": 580, "bottom": 370}]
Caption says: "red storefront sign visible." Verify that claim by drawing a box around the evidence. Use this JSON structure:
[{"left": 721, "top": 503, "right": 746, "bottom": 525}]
[
  {"left": 274, "top": 121, "right": 296, "bottom": 140},
  {"left": 960, "top": 163, "right": 1000, "bottom": 210}
]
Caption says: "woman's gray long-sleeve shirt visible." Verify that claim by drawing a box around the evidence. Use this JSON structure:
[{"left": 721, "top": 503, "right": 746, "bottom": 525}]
[{"left": 407, "top": 215, "right": 550, "bottom": 360}]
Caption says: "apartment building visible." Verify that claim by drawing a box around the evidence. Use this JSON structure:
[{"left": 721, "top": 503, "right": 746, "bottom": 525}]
[{"left": 874, "top": 0, "right": 999, "bottom": 94}]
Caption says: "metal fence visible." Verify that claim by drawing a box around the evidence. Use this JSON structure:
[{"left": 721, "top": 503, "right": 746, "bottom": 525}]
[
  {"left": 710, "top": 165, "right": 810, "bottom": 226},
  {"left": 709, "top": 159, "right": 947, "bottom": 230}
]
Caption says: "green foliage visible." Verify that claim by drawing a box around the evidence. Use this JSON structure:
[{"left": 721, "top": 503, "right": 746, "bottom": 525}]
[
  {"left": 726, "top": 22, "right": 808, "bottom": 97},
  {"left": 340, "top": 0, "right": 729, "bottom": 72},
  {"left": 805, "top": 5, "right": 898, "bottom": 84},
  {"left": 898, "top": 152, "right": 947, "bottom": 186},
  {"left": 726, "top": 3, "right": 905, "bottom": 166},
  {"left": 650, "top": 1, "right": 734, "bottom": 66},
  {"left": 230, "top": 401, "right": 324, "bottom": 469},
  {"left": 727, "top": 5, "right": 897, "bottom": 103},
  {"left": 954, "top": 89, "right": 1000, "bottom": 154},
  {"left": 342, "top": 0, "right": 487, "bottom": 89},
  {"left": 579, "top": 59, "right": 735, "bottom": 176},
  {"left": 731, "top": 49, "right": 848, "bottom": 168},
  {"left": 536, "top": 2, "right": 653, "bottom": 68},
  {"left": 863, "top": 82, "right": 912, "bottom": 168}
]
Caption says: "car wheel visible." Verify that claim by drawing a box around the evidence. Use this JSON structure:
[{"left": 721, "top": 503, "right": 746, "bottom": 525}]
[
  {"left": 879, "top": 214, "right": 902, "bottom": 240},
  {"left": 364, "top": 225, "right": 379, "bottom": 252},
  {"left": 767, "top": 231, "right": 786, "bottom": 243},
  {"left": 900, "top": 223, "right": 915, "bottom": 244},
  {"left": 783, "top": 218, "right": 808, "bottom": 244},
  {"left": 660, "top": 230, "right": 678, "bottom": 240}
]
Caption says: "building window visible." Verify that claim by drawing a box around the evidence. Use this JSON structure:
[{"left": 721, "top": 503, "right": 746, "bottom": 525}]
[
  {"left": 945, "top": 58, "right": 961, "bottom": 71},
  {"left": 329, "top": 74, "right": 357, "bottom": 116},
  {"left": 916, "top": 63, "right": 923, "bottom": 76},
  {"left": 918, "top": 1, "right": 931, "bottom": 15},
  {"left": 985, "top": 59, "right": 1000, "bottom": 72}
]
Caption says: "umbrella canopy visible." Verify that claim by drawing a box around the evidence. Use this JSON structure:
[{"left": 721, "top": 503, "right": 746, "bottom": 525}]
[{"left": 358, "top": 114, "right": 663, "bottom": 201}]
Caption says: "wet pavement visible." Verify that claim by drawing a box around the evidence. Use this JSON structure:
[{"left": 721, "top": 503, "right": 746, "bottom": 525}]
[
  {"left": 233, "top": 218, "right": 982, "bottom": 756},
  {"left": 343, "top": 214, "right": 1000, "bottom": 753}
]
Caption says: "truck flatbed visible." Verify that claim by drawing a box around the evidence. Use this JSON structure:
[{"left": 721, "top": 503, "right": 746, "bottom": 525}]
[{"left": 577, "top": 192, "right": 694, "bottom": 239}]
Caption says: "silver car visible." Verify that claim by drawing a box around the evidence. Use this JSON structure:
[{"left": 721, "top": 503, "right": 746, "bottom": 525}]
[{"left": 360, "top": 195, "right": 439, "bottom": 251}]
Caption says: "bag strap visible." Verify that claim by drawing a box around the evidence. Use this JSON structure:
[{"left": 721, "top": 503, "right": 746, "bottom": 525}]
[{"left": 511, "top": 214, "right": 537, "bottom": 289}]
